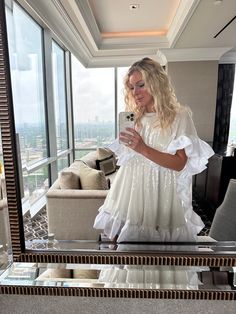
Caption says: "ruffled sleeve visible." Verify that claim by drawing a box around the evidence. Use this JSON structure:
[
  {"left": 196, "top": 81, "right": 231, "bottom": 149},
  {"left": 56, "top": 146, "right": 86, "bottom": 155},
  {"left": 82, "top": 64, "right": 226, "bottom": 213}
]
[
  {"left": 108, "top": 108, "right": 214, "bottom": 174},
  {"left": 107, "top": 138, "right": 138, "bottom": 166},
  {"left": 166, "top": 108, "right": 214, "bottom": 177}
]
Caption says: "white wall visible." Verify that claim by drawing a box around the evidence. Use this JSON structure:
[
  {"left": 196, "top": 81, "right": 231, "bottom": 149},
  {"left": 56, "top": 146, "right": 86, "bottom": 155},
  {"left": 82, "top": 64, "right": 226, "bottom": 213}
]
[{"left": 167, "top": 61, "right": 219, "bottom": 142}]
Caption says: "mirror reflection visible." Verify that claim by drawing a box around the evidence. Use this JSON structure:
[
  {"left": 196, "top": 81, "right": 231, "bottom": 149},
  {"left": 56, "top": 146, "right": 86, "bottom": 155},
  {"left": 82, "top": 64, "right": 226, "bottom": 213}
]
[
  {"left": 1, "top": 0, "right": 236, "bottom": 253},
  {"left": 1, "top": 262, "right": 235, "bottom": 291},
  {"left": 0, "top": 129, "right": 11, "bottom": 257},
  {"left": 92, "top": 58, "right": 214, "bottom": 243},
  {"left": 24, "top": 240, "right": 236, "bottom": 254}
]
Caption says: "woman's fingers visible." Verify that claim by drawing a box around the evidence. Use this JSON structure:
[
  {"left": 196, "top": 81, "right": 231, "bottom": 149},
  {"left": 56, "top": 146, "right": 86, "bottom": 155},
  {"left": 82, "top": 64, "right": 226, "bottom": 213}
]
[
  {"left": 119, "top": 129, "right": 144, "bottom": 150},
  {"left": 119, "top": 133, "right": 133, "bottom": 146}
]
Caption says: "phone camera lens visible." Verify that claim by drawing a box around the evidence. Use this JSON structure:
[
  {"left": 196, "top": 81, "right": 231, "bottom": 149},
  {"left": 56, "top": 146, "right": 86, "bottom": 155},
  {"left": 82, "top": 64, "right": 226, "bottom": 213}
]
[{"left": 130, "top": 113, "right": 134, "bottom": 117}]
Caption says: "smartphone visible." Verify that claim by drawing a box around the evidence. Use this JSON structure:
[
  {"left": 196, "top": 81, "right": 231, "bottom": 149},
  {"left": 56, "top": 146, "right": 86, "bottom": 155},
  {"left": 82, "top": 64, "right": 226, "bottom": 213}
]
[{"left": 119, "top": 112, "right": 135, "bottom": 142}]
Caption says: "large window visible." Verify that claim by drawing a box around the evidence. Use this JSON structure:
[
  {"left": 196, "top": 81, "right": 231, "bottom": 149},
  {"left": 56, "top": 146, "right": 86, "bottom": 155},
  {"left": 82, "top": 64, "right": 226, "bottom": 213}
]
[
  {"left": 6, "top": 2, "right": 48, "bottom": 208},
  {"left": 117, "top": 67, "right": 129, "bottom": 132},
  {"left": 71, "top": 55, "right": 115, "bottom": 158},
  {"left": 6, "top": 3, "right": 47, "bottom": 167},
  {"left": 52, "top": 41, "right": 69, "bottom": 153},
  {"left": 22, "top": 166, "right": 49, "bottom": 213},
  {"left": 117, "top": 67, "right": 128, "bottom": 114},
  {"left": 57, "top": 156, "right": 69, "bottom": 172},
  {"left": 5, "top": 1, "right": 131, "bottom": 212}
]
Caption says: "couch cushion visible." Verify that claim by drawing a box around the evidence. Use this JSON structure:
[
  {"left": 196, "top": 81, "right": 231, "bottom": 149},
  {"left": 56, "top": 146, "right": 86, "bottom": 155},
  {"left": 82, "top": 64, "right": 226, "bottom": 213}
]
[
  {"left": 59, "top": 169, "right": 81, "bottom": 189},
  {"left": 77, "top": 161, "right": 109, "bottom": 190},
  {"left": 96, "top": 147, "right": 116, "bottom": 175}
]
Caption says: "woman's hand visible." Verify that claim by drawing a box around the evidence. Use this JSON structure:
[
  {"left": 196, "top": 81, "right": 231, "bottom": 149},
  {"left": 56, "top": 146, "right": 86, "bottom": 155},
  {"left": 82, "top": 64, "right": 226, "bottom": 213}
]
[
  {"left": 119, "top": 127, "right": 187, "bottom": 171},
  {"left": 119, "top": 127, "right": 146, "bottom": 154}
]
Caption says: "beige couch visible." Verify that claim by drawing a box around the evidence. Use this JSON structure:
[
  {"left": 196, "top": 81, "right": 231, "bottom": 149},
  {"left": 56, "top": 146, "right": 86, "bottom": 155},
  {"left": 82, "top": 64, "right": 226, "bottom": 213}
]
[{"left": 46, "top": 150, "right": 117, "bottom": 241}]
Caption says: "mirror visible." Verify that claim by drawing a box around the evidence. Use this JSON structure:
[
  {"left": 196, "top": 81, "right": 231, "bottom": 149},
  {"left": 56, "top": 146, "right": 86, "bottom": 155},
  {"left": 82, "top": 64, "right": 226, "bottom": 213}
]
[
  {"left": 1, "top": 262, "right": 235, "bottom": 299},
  {"left": 1, "top": 0, "right": 236, "bottom": 271}
]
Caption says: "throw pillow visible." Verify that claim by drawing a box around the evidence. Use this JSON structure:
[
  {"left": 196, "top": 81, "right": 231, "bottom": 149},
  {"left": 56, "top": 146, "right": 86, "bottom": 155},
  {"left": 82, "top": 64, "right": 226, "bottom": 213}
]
[
  {"left": 97, "top": 147, "right": 113, "bottom": 160},
  {"left": 59, "top": 168, "right": 80, "bottom": 189},
  {"left": 96, "top": 155, "right": 116, "bottom": 175},
  {"left": 96, "top": 147, "right": 116, "bottom": 175},
  {"left": 79, "top": 151, "right": 98, "bottom": 169},
  {"left": 77, "top": 161, "right": 109, "bottom": 190}
]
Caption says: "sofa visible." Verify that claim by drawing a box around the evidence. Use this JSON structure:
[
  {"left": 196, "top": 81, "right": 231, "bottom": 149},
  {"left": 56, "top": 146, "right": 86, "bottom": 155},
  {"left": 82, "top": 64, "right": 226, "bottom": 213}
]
[{"left": 46, "top": 148, "right": 117, "bottom": 241}]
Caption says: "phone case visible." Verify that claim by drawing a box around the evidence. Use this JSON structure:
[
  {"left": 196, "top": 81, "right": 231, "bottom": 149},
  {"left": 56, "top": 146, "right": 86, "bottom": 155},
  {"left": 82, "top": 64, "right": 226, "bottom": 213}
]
[{"left": 119, "top": 111, "right": 135, "bottom": 135}]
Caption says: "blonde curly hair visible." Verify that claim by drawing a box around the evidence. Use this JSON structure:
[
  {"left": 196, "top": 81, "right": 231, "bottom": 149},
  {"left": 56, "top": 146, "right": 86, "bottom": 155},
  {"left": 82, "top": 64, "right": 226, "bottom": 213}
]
[{"left": 124, "top": 57, "right": 181, "bottom": 129}]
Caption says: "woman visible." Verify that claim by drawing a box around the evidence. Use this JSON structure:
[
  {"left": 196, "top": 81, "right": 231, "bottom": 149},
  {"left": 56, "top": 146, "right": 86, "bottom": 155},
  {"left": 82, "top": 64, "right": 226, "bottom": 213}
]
[{"left": 94, "top": 57, "right": 214, "bottom": 242}]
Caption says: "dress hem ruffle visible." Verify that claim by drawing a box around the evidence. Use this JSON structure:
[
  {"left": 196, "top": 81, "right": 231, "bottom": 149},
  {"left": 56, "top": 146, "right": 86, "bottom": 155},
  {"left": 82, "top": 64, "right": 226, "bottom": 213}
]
[{"left": 93, "top": 209, "right": 204, "bottom": 243}]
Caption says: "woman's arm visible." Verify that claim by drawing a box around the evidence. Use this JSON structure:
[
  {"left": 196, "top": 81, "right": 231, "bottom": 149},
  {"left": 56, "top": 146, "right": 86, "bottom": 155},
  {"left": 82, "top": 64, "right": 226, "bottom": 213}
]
[
  {"left": 119, "top": 128, "right": 187, "bottom": 171},
  {"left": 141, "top": 145, "right": 187, "bottom": 171}
]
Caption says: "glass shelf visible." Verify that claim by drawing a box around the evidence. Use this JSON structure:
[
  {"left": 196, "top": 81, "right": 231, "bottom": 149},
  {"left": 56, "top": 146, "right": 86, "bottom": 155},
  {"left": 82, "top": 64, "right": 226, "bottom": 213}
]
[
  {"left": 0, "top": 262, "right": 235, "bottom": 291},
  {"left": 24, "top": 239, "right": 236, "bottom": 254}
]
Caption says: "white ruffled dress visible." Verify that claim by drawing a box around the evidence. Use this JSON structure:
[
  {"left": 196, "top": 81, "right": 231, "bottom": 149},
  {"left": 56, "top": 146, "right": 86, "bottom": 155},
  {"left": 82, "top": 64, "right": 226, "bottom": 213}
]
[
  {"left": 93, "top": 109, "right": 214, "bottom": 242},
  {"left": 98, "top": 265, "right": 200, "bottom": 289}
]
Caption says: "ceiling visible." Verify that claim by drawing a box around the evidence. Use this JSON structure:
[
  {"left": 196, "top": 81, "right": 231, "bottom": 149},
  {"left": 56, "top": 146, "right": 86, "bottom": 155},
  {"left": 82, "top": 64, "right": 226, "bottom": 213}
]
[{"left": 18, "top": 0, "right": 236, "bottom": 66}]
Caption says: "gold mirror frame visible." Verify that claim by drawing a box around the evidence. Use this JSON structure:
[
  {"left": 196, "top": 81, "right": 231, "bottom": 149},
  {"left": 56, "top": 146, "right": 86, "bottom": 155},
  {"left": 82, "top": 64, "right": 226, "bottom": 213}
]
[{"left": 0, "top": 0, "right": 236, "bottom": 299}]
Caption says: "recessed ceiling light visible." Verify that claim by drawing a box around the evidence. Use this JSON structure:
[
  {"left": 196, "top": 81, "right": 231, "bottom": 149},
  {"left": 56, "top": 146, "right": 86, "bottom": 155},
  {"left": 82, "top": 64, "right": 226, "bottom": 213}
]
[
  {"left": 129, "top": 4, "right": 140, "bottom": 10},
  {"left": 214, "top": 0, "right": 223, "bottom": 5}
]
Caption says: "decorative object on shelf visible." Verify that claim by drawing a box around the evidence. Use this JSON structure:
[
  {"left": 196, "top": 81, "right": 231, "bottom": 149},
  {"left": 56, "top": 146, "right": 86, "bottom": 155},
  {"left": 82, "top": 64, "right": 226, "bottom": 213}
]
[{"left": 46, "top": 233, "right": 60, "bottom": 250}]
